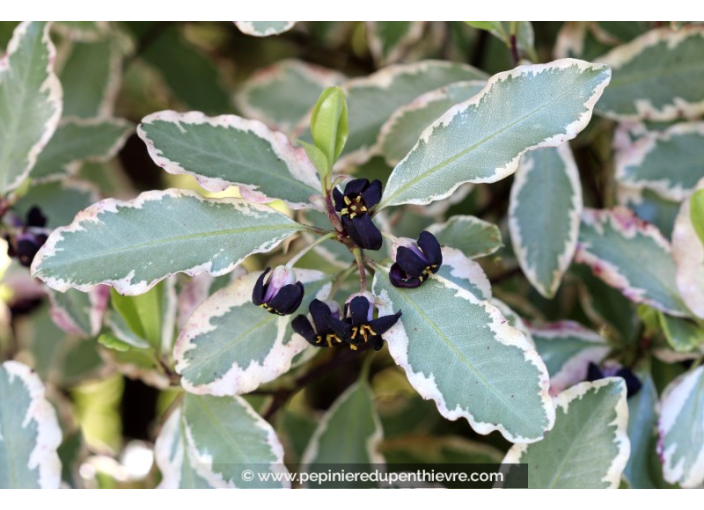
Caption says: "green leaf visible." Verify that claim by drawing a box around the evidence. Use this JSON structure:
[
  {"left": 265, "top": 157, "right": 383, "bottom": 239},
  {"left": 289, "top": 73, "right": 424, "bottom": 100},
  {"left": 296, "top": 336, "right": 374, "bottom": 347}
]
[
  {"left": 575, "top": 207, "right": 689, "bottom": 316},
  {"left": 659, "top": 312, "right": 704, "bottom": 352},
  {"left": 301, "top": 380, "right": 384, "bottom": 488},
  {"left": 235, "top": 60, "right": 345, "bottom": 133},
  {"left": 690, "top": 188, "right": 704, "bottom": 246},
  {"left": 470, "top": 21, "right": 537, "bottom": 61},
  {"left": 426, "top": 215, "right": 503, "bottom": 259},
  {"left": 0, "top": 21, "right": 62, "bottom": 195},
  {"left": 500, "top": 378, "right": 629, "bottom": 488},
  {"left": 235, "top": 21, "right": 296, "bottom": 37},
  {"left": 379, "top": 80, "right": 485, "bottom": 166},
  {"left": 509, "top": 144, "right": 582, "bottom": 298},
  {"left": 60, "top": 38, "right": 122, "bottom": 118},
  {"left": 659, "top": 366, "right": 704, "bottom": 488},
  {"left": 530, "top": 321, "right": 609, "bottom": 395},
  {"left": 596, "top": 27, "right": 704, "bottom": 121},
  {"left": 381, "top": 435, "right": 503, "bottom": 464},
  {"left": 32, "top": 189, "right": 304, "bottom": 295},
  {"left": 30, "top": 118, "right": 133, "bottom": 179},
  {"left": 98, "top": 333, "right": 132, "bottom": 352},
  {"left": 175, "top": 269, "right": 331, "bottom": 396},
  {"left": 0, "top": 361, "right": 62, "bottom": 488},
  {"left": 54, "top": 21, "right": 109, "bottom": 42},
  {"left": 673, "top": 184, "right": 704, "bottom": 319},
  {"left": 339, "top": 60, "right": 487, "bottom": 165},
  {"left": 13, "top": 179, "right": 99, "bottom": 229},
  {"left": 379, "top": 59, "right": 611, "bottom": 208},
  {"left": 624, "top": 375, "right": 659, "bottom": 489},
  {"left": 155, "top": 394, "right": 288, "bottom": 488},
  {"left": 372, "top": 268, "right": 554, "bottom": 443},
  {"left": 365, "top": 21, "right": 426, "bottom": 66},
  {"left": 310, "top": 87, "right": 348, "bottom": 171},
  {"left": 138, "top": 111, "right": 320, "bottom": 209},
  {"left": 616, "top": 123, "right": 704, "bottom": 201}
]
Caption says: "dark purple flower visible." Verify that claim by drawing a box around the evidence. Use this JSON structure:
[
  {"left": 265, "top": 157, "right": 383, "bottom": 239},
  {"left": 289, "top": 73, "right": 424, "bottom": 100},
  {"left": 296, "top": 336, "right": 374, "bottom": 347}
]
[
  {"left": 389, "top": 231, "right": 442, "bottom": 288},
  {"left": 252, "top": 266, "right": 304, "bottom": 316},
  {"left": 587, "top": 362, "right": 642, "bottom": 398},
  {"left": 332, "top": 178, "right": 383, "bottom": 251},
  {"left": 4, "top": 206, "right": 49, "bottom": 268},
  {"left": 292, "top": 299, "right": 344, "bottom": 348},
  {"left": 325, "top": 292, "right": 401, "bottom": 351}
]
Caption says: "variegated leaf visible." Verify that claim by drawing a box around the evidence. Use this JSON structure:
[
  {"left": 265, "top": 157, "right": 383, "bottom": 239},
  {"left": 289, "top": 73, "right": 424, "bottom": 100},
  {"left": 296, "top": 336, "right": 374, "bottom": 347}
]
[
  {"left": 138, "top": 111, "right": 320, "bottom": 209},
  {"left": 672, "top": 180, "right": 704, "bottom": 319},
  {"left": 433, "top": 247, "right": 491, "bottom": 300},
  {"left": 301, "top": 379, "right": 383, "bottom": 488},
  {"left": 60, "top": 38, "right": 123, "bottom": 118},
  {"left": 530, "top": 321, "right": 609, "bottom": 396},
  {"left": 373, "top": 268, "right": 554, "bottom": 443},
  {"left": 0, "top": 21, "right": 62, "bottom": 195},
  {"left": 509, "top": 144, "right": 582, "bottom": 298},
  {"left": 338, "top": 60, "right": 487, "bottom": 165},
  {"left": 617, "top": 185, "right": 680, "bottom": 240},
  {"left": 379, "top": 81, "right": 485, "bottom": 166},
  {"left": 596, "top": 27, "right": 704, "bottom": 121},
  {"left": 53, "top": 21, "right": 109, "bottom": 42},
  {"left": 0, "top": 361, "right": 62, "bottom": 489},
  {"left": 13, "top": 178, "right": 99, "bottom": 229},
  {"left": 575, "top": 207, "right": 689, "bottom": 316},
  {"left": 30, "top": 117, "right": 133, "bottom": 179},
  {"left": 426, "top": 215, "right": 503, "bottom": 259},
  {"left": 624, "top": 375, "right": 659, "bottom": 489},
  {"left": 616, "top": 123, "right": 704, "bottom": 201},
  {"left": 47, "top": 286, "right": 109, "bottom": 338},
  {"left": 235, "top": 21, "right": 296, "bottom": 37},
  {"left": 379, "top": 59, "right": 611, "bottom": 209},
  {"left": 235, "top": 60, "right": 345, "bottom": 132},
  {"left": 155, "top": 394, "right": 288, "bottom": 488},
  {"left": 500, "top": 379, "right": 629, "bottom": 489},
  {"left": 175, "top": 270, "right": 331, "bottom": 396},
  {"left": 177, "top": 270, "right": 244, "bottom": 329},
  {"left": 32, "top": 189, "right": 304, "bottom": 295},
  {"left": 365, "top": 21, "right": 426, "bottom": 66},
  {"left": 658, "top": 366, "right": 704, "bottom": 488}
]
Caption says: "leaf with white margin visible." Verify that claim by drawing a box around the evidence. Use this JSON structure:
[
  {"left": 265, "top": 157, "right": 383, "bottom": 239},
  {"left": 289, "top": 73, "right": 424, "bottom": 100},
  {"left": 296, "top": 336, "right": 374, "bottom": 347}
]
[
  {"left": 379, "top": 59, "right": 611, "bottom": 209},
  {"left": 338, "top": 60, "right": 487, "bottom": 165},
  {"left": 575, "top": 207, "right": 690, "bottom": 316},
  {"left": 0, "top": 360, "right": 62, "bottom": 489},
  {"left": 60, "top": 38, "right": 123, "bottom": 119},
  {"left": 301, "top": 379, "right": 383, "bottom": 488},
  {"left": 434, "top": 247, "right": 491, "bottom": 300},
  {"left": 155, "top": 394, "right": 289, "bottom": 488},
  {"left": 500, "top": 378, "right": 629, "bottom": 488},
  {"left": 138, "top": 111, "right": 320, "bottom": 209},
  {"left": 379, "top": 81, "right": 485, "bottom": 166},
  {"left": 30, "top": 117, "right": 133, "bottom": 179},
  {"left": 13, "top": 179, "right": 99, "bottom": 229},
  {"left": 426, "top": 215, "right": 503, "bottom": 259},
  {"left": 373, "top": 268, "right": 554, "bottom": 443},
  {"left": 235, "top": 60, "right": 345, "bottom": 132},
  {"left": 366, "top": 21, "right": 426, "bottom": 66},
  {"left": 617, "top": 185, "right": 680, "bottom": 240},
  {"left": 658, "top": 366, "right": 704, "bottom": 488},
  {"left": 624, "top": 375, "right": 659, "bottom": 489},
  {"left": 616, "top": 123, "right": 704, "bottom": 201},
  {"left": 32, "top": 189, "right": 304, "bottom": 295},
  {"left": 490, "top": 298, "right": 533, "bottom": 346},
  {"left": 47, "top": 286, "right": 109, "bottom": 338},
  {"left": 0, "top": 21, "right": 62, "bottom": 195},
  {"left": 175, "top": 269, "right": 331, "bottom": 396},
  {"left": 596, "top": 27, "right": 704, "bottom": 121},
  {"left": 672, "top": 179, "right": 704, "bottom": 319},
  {"left": 530, "top": 321, "right": 609, "bottom": 396},
  {"left": 510, "top": 144, "right": 582, "bottom": 298},
  {"left": 177, "top": 270, "right": 245, "bottom": 329},
  {"left": 235, "top": 21, "right": 296, "bottom": 37}
]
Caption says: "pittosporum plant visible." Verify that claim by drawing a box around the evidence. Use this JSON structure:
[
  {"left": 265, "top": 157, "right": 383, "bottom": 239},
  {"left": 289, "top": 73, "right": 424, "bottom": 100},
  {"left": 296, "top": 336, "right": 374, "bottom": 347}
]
[{"left": 1, "top": 20, "right": 703, "bottom": 490}]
